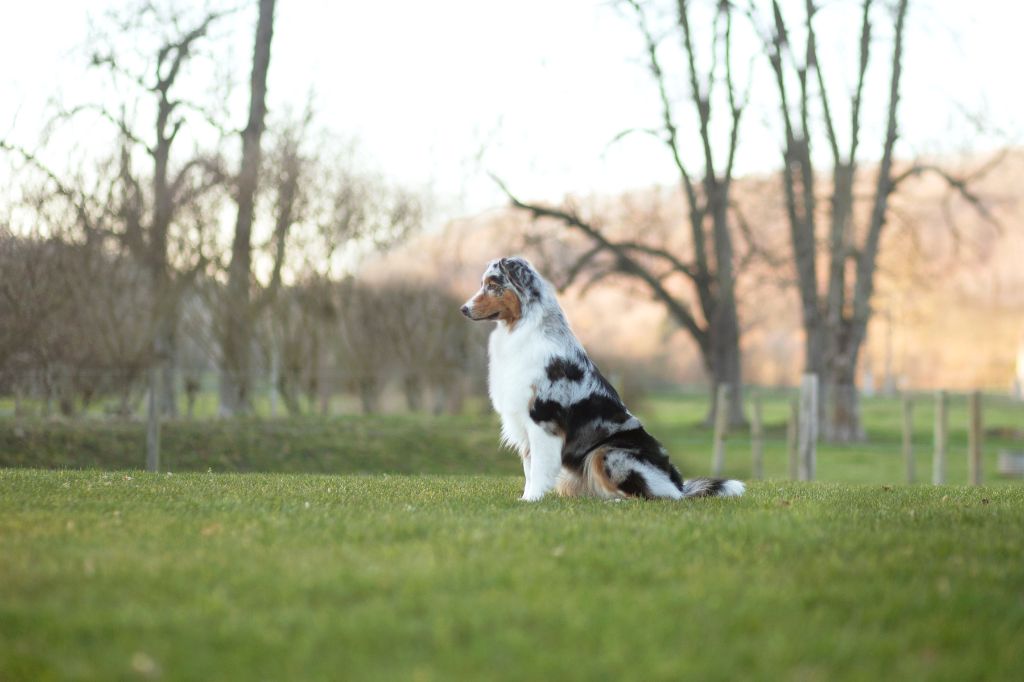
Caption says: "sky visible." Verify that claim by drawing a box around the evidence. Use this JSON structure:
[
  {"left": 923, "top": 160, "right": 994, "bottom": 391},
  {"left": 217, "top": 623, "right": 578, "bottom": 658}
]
[{"left": 2, "top": 0, "right": 1023, "bottom": 226}]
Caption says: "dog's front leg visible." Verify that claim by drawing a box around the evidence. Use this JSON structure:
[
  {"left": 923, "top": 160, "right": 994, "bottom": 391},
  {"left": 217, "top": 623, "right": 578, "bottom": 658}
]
[
  {"left": 520, "top": 449, "right": 532, "bottom": 494},
  {"left": 522, "top": 423, "right": 563, "bottom": 501}
]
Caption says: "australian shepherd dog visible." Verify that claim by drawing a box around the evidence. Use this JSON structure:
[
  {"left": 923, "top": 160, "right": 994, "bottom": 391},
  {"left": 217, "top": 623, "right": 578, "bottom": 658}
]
[{"left": 461, "top": 256, "right": 745, "bottom": 502}]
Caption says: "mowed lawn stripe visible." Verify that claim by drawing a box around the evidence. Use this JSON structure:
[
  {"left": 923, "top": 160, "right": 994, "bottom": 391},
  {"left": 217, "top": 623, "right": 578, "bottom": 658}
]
[{"left": 2, "top": 469, "right": 1023, "bottom": 681}]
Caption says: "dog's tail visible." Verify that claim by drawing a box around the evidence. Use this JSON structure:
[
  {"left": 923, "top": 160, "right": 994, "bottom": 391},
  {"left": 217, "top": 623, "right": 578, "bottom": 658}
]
[{"left": 680, "top": 478, "right": 745, "bottom": 498}]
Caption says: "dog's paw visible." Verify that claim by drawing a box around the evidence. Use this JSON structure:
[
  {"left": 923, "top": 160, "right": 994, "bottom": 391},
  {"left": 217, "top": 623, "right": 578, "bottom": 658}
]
[{"left": 519, "top": 491, "right": 545, "bottom": 502}]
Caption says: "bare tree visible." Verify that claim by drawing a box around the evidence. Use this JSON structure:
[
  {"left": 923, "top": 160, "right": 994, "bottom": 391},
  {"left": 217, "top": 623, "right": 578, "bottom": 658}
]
[
  {"left": 26, "top": 3, "right": 233, "bottom": 418},
  {"left": 249, "top": 145, "right": 423, "bottom": 415},
  {"left": 754, "top": 0, "right": 996, "bottom": 440},
  {"left": 220, "top": 0, "right": 277, "bottom": 416},
  {"left": 0, "top": 231, "right": 153, "bottom": 417},
  {"left": 497, "top": 0, "right": 750, "bottom": 426}
]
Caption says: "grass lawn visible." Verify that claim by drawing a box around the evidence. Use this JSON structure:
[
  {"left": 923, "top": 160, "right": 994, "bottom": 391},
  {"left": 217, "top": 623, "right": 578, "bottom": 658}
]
[{"left": 2, "top": 469, "right": 1023, "bottom": 681}]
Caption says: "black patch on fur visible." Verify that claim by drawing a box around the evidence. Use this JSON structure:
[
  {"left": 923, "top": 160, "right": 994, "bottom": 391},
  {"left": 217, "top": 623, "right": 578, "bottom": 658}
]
[
  {"left": 688, "top": 478, "right": 727, "bottom": 497},
  {"left": 546, "top": 357, "right": 585, "bottom": 382},
  {"left": 558, "top": 395, "right": 637, "bottom": 470},
  {"left": 618, "top": 471, "right": 651, "bottom": 499},
  {"left": 499, "top": 257, "right": 540, "bottom": 299},
  {"left": 707, "top": 479, "right": 726, "bottom": 494},
  {"left": 568, "top": 394, "right": 630, "bottom": 426},
  {"left": 593, "top": 427, "right": 685, "bottom": 490},
  {"left": 529, "top": 398, "right": 564, "bottom": 427},
  {"left": 591, "top": 365, "right": 622, "bottom": 401}
]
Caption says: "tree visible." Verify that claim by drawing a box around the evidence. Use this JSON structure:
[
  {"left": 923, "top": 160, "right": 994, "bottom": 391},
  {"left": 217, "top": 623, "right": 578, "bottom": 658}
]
[
  {"left": 753, "top": 0, "right": 995, "bottom": 440},
  {"left": 0, "top": 231, "right": 153, "bottom": 417},
  {"left": 55, "top": 4, "right": 229, "bottom": 417},
  {"left": 497, "top": 0, "right": 750, "bottom": 426},
  {"left": 220, "top": 0, "right": 277, "bottom": 416}
]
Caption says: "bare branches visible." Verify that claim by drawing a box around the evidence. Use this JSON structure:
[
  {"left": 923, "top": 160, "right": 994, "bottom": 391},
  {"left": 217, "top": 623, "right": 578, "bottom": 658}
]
[
  {"left": 492, "top": 175, "right": 707, "bottom": 345},
  {"left": 677, "top": 0, "right": 717, "bottom": 184},
  {"left": 849, "top": 0, "right": 874, "bottom": 165},
  {"left": 623, "top": 0, "right": 701, "bottom": 219},
  {"left": 891, "top": 162, "right": 1001, "bottom": 229},
  {"left": 557, "top": 243, "right": 605, "bottom": 291},
  {"left": 154, "top": 10, "right": 228, "bottom": 94},
  {"left": 722, "top": 5, "right": 747, "bottom": 187},
  {"left": 0, "top": 140, "right": 114, "bottom": 241},
  {"left": 805, "top": 0, "right": 840, "bottom": 165},
  {"left": 856, "top": 0, "right": 910, "bottom": 333}
]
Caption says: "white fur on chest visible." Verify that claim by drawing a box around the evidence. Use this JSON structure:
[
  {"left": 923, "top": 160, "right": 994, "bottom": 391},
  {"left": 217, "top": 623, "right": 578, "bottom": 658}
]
[{"left": 487, "top": 323, "right": 551, "bottom": 453}]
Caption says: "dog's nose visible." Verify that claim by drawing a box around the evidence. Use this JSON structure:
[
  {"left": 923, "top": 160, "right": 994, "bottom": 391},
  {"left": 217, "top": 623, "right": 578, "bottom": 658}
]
[{"left": 460, "top": 305, "right": 470, "bottom": 317}]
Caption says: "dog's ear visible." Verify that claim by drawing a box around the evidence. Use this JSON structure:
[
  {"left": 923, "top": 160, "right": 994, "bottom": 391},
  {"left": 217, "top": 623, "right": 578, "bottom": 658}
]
[{"left": 499, "top": 257, "right": 539, "bottom": 299}]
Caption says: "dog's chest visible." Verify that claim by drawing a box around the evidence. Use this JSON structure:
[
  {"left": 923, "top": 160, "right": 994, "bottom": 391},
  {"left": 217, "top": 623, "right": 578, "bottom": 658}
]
[{"left": 487, "top": 327, "right": 547, "bottom": 419}]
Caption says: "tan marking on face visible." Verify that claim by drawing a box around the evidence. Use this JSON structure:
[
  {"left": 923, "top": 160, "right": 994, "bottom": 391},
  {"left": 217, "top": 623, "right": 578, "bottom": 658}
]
[{"left": 470, "top": 287, "right": 522, "bottom": 328}]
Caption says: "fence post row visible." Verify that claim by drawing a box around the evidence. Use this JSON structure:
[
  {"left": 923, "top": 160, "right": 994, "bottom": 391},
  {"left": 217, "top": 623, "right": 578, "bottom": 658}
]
[
  {"left": 798, "top": 374, "right": 818, "bottom": 481},
  {"left": 711, "top": 383, "right": 730, "bottom": 477}
]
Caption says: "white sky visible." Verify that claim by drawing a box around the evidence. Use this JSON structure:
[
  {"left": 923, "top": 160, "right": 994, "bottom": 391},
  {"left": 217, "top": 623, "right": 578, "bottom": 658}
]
[{"left": 2, "top": 0, "right": 1023, "bottom": 225}]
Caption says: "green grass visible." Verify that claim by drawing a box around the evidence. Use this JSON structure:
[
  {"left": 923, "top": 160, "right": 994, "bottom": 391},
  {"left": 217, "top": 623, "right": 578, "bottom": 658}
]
[
  {"left": 3, "top": 392, "right": 1022, "bottom": 678},
  {"left": 2, "top": 470, "right": 1023, "bottom": 681}
]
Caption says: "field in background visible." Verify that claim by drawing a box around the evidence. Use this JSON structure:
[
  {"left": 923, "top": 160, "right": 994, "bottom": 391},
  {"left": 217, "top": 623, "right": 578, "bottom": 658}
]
[
  {"left": 2, "top": 470, "right": 1022, "bottom": 680},
  {"left": 2, "top": 391, "right": 1023, "bottom": 486}
]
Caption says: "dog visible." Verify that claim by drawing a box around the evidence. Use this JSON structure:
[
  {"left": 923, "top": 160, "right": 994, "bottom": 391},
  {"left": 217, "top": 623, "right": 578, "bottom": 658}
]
[{"left": 461, "top": 256, "right": 745, "bottom": 501}]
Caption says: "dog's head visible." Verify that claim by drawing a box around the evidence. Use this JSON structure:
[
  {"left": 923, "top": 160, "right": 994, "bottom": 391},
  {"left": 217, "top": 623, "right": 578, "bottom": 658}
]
[{"left": 460, "top": 256, "right": 541, "bottom": 327}]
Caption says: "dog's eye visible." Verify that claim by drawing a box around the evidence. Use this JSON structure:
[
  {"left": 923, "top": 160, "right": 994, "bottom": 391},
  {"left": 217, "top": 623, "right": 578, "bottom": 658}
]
[{"left": 487, "top": 283, "right": 501, "bottom": 293}]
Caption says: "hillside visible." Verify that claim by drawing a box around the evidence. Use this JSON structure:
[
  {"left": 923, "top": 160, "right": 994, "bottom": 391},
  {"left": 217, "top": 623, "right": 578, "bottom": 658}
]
[{"left": 366, "top": 149, "right": 1024, "bottom": 392}]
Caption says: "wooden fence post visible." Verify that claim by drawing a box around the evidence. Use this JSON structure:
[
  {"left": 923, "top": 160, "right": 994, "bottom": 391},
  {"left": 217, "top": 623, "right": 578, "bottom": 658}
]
[
  {"left": 902, "top": 395, "right": 914, "bottom": 483},
  {"left": 145, "top": 365, "right": 160, "bottom": 473},
  {"left": 711, "top": 383, "right": 730, "bottom": 477},
  {"left": 751, "top": 389, "right": 764, "bottom": 480},
  {"left": 933, "top": 390, "right": 948, "bottom": 485},
  {"left": 787, "top": 397, "right": 799, "bottom": 480},
  {"left": 968, "top": 391, "right": 983, "bottom": 485},
  {"left": 798, "top": 374, "right": 819, "bottom": 481}
]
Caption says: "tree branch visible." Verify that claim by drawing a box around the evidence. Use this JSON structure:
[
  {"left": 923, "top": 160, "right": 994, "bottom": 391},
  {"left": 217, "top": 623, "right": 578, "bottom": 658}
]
[
  {"left": 852, "top": 0, "right": 908, "bottom": 333},
  {"left": 492, "top": 175, "right": 708, "bottom": 346}
]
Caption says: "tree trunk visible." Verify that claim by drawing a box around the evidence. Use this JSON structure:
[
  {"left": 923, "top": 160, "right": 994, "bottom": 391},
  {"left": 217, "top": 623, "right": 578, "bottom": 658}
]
[
  {"left": 277, "top": 372, "right": 302, "bottom": 416},
  {"left": 220, "top": 0, "right": 276, "bottom": 416},
  {"left": 403, "top": 373, "right": 422, "bottom": 412},
  {"left": 804, "top": 315, "right": 827, "bottom": 432},
  {"left": 712, "top": 202, "right": 746, "bottom": 428},
  {"left": 184, "top": 376, "right": 200, "bottom": 420},
  {"left": 358, "top": 378, "right": 380, "bottom": 414},
  {"left": 704, "top": 324, "right": 745, "bottom": 428},
  {"left": 825, "top": 354, "right": 865, "bottom": 442},
  {"left": 157, "top": 315, "right": 178, "bottom": 418}
]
